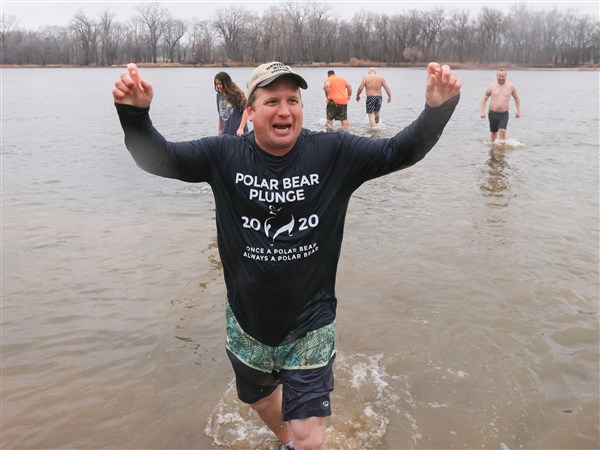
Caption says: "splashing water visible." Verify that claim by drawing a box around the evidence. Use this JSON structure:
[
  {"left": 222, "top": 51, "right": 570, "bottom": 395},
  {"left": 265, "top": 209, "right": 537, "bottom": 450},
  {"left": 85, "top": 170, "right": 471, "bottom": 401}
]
[
  {"left": 205, "top": 352, "right": 407, "bottom": 449},
  {"left": 487, "top": 138, "right": 526, "bottom": 148}
]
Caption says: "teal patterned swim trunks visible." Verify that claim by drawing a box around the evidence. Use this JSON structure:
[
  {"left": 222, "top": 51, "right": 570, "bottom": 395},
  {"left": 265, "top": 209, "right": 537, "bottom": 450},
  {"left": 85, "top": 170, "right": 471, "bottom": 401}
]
[{"left": 225, "top": 300, "right": 336, "bottom": 373}]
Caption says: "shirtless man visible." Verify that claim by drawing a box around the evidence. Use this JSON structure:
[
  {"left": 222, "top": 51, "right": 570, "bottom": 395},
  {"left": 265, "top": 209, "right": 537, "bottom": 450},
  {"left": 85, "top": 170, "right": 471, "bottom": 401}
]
[
  {"left": 355, "top": 68, "right": 392, "bottom": 128},
  {"left": 480, "top": 69, "right": 521, "bottom": 142}
]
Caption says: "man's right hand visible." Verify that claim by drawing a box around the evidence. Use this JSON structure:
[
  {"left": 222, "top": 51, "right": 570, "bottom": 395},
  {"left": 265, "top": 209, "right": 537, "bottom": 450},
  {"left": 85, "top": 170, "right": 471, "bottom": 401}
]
[{"left": 112, "top": 63, "right": 153, "bottom": 108}]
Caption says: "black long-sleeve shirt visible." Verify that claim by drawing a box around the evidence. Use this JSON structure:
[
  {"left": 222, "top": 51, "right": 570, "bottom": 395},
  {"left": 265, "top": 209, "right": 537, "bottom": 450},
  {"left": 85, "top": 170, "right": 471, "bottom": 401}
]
[{"left": 116, "top": 94, "right": 459, "bottom": 346}]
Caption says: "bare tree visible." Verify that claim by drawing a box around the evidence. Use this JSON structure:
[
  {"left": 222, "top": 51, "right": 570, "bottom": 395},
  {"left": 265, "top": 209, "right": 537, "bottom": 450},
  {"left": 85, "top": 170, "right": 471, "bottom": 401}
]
[
  {"left": 504, "top": 4, "right": 541, "bottom": 63},
  {"left": 189, "top": 19, "right": 215, "bottom": 63},
  {"left": 282, "top": 1, "right": 310, "bottom": 63},
  {"left": 163, "top": 18, "right": 187, "bottom": 62},
  {"left": 590, "top": 18, "right": 600, "bottom": 64},
  {"left": 130, "top": 16, "right": 152, "bottom": 62},
  {"left": 476, "top": 7, "right": 504, "bottom": 62},
  {"left": 350, "top": 10, "right": 379, "bottom": 61},
  {"left": 212, "top": 6, "right": 251, "bottom": 62},
  {"left": 540, "top": 9, "right": 562, "bottom": 64},
  {"left": 321, "top": 16, "right": 342, "bottom": 63},
  {"left": 134, "top": 3, "right": 171, "bottom": 63},
  {"left": 244, "top": 11, "right": 266, "bottom": 63},
  {"left": 70, "top": 11, "right": 99, "bottom": 65},
  {"left": 97, "top": 9, "right": 118, "bottom": 66},
  {"left": 305, "top": 2, "right": 331, "bottom": 62},
  {"left": 405, "top": 10, "right": 424, "bottom": 50},
  {"left": 259, "top": 5, "right": 288, "bottom": 62},
  {"left": 421, "top": 7, "right": 446, "bottom": 61},
  {"left": 375, "top": 14, "right": 392, "bottom": 63},
  {"left": 18, "top": 26, "right": 72, "bottom": 65},
  {"left": 1, "top": 14, "right": 18, "bottom": 59},
  {"left": 388, "top": 14, "right": 410, "bottom": 63},
  {"left": 445, "top": 10, "right": 473, "bottom": 63},
  {"left": 571, "top": 14, "right": 597, "bottom": 64},
  {"left": 1, "top": 2, "right": 597, "bottom": 67}
]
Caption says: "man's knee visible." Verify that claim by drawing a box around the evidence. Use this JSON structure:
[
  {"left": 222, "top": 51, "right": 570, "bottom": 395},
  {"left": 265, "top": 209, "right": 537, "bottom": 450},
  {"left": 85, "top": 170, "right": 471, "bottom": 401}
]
[
  {"left": 290, "top": 417, "right": 327, "bottom": 450},
  {"left": 249, "top": 386, "right": 280, "bottom": 413},
  {"left": 249, "top": 397, "right": 267, "bottom": 412}
]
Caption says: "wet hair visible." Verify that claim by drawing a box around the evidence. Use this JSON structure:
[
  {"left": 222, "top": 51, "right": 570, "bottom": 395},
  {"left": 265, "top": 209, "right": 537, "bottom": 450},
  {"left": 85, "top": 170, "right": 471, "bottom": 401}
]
[
  {"left": 214, "top": 72, "right": 247, "bottom": 112},
  {"left": 327, "top": 70, "right": 335, "bottom": 76}
]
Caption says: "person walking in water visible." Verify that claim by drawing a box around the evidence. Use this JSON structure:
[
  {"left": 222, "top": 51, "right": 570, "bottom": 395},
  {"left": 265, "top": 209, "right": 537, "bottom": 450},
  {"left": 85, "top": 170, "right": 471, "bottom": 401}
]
[
  {"left": 214, "top": 71, "right": 249, "bottom": 136},
  {"left": 323, "top": 69, "right": 352, "bottom": 129},
  {"left": 480, "top": 69, "right": 521, "bottom": 143},
  {"left": 355, "top": 68, "right": 392, "bottom": 128},
  {"left": 113, "top": 60, "right": 461, "bottom": 450}
]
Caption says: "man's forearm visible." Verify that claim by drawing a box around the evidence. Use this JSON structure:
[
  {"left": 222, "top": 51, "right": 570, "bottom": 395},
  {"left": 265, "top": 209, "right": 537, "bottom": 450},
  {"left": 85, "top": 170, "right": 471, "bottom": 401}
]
[{"left": 391, "top": 94, "right": 460, "bottom": 169}]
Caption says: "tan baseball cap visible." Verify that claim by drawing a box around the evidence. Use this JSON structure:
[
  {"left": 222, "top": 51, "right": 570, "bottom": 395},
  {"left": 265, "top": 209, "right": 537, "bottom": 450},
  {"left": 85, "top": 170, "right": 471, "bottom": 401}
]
[{"left": 247, "top": 62, "right": 308, "bottom": 98}]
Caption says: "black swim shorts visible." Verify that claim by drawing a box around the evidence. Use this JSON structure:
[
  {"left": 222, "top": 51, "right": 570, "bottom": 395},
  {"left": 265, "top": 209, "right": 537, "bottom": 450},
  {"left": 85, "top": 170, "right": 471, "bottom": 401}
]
[
  {"left": 225, "top": 300, "right": 336, "bottom": 421},
  {"left": 366, "top": 95, "right": 383, "bottom": 113},
  {"left": 227, "top": 350, "right": 336, "bottom": 421},
  {"left": 488, "top": 110, "right": 509, "bottom": 132}
]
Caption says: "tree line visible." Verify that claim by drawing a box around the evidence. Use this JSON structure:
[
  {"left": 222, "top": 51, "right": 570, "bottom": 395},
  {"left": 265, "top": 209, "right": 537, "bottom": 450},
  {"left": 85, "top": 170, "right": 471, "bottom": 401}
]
[{"left": 1, "top": 2, "right": 598, "bottom": 67}]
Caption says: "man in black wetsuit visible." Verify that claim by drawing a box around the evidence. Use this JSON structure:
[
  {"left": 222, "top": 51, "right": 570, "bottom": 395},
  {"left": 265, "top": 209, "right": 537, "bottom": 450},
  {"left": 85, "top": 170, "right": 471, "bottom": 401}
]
[{"left": 113, "top": 61, "right": 462, "bottom": 450}]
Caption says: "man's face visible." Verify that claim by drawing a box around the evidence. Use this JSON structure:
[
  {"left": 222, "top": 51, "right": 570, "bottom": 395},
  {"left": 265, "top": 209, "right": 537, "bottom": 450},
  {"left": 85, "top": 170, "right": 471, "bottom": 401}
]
[
  {"left": 247, "top": 77, "right": 303, "bottom": 156},
  {"left": 497, "top": 71, "right": 507, "bottom": 84}
]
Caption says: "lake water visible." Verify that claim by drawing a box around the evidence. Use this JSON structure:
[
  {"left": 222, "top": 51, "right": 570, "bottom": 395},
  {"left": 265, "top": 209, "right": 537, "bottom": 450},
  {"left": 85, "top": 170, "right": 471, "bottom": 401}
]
[{"left": 2, "top": 66, "right": 598, "bottom": 449}]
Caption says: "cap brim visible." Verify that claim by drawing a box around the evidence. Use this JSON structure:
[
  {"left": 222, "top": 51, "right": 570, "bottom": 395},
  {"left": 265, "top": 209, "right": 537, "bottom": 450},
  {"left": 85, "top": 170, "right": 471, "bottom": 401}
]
[{"left": 257, "top": 73, "right": 308, "bottom": 90}]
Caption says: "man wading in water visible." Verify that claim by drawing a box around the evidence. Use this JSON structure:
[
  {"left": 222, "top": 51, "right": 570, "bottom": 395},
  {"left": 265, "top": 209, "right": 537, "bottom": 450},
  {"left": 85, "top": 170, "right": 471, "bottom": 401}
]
[
  {"left": 113, "top": 61, "right": 461, "bottom": 449},
  {"left": 355, "top": 68, "right": 393, "bottom": 128},
  {"left": 480, "top": 69, "right": 521, "bottom": 143}
]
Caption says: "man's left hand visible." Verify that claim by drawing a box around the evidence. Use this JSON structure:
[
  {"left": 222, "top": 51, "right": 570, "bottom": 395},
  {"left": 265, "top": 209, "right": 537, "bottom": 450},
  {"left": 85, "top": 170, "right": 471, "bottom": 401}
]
[{"left": 425, "top": 63, "right": 462, "bottom": 108}]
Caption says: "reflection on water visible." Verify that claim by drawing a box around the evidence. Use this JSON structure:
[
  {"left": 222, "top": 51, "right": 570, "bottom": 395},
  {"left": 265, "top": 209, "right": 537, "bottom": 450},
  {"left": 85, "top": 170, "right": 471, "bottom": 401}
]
[
  {"left": 480, "top": 146, "right": 513, "bottom": 244},
  {"left": 481, "top": 146, "right": 513, "bottom": 203}
]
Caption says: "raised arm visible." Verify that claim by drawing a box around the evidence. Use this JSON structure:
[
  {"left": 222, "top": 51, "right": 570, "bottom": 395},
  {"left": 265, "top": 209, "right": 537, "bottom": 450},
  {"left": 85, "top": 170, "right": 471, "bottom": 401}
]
[{"left": 113, "top": 63, "right": 219, "bottom": 182}]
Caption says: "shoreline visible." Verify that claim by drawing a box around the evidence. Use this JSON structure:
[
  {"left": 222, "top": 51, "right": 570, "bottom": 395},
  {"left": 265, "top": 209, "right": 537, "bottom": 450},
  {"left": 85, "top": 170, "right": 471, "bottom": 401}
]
[{"left": 2, "top": 61, "right": 599, "bottom": 70}]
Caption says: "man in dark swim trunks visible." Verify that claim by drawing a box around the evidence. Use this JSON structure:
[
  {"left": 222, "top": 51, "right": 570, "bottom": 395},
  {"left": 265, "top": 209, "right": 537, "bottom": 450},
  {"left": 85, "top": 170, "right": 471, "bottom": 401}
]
[
  {"left": 355, "top": 68, "right": 392, "bottom": 128},
  {"left": 480, "top": 69, "right": 521, "bottom": 142},
  {"left": 113, "top": 61, "right": 462, "bottom": 450}
]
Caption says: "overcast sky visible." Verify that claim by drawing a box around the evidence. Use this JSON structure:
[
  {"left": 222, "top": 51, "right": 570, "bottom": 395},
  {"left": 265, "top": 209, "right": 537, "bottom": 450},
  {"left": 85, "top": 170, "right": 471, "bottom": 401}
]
[{"left": 2, "top": 1, "right": 598, "bottom": 30}]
